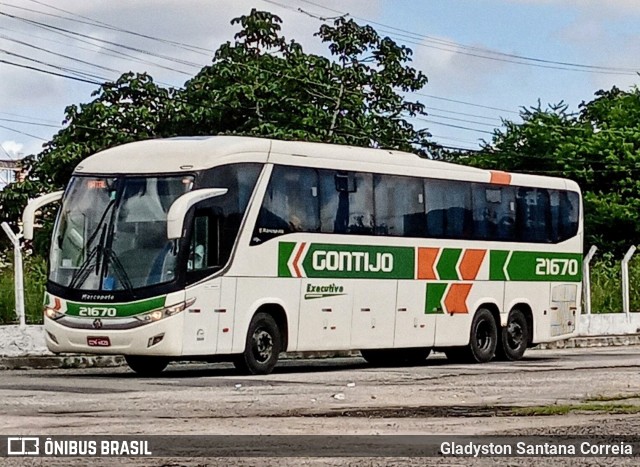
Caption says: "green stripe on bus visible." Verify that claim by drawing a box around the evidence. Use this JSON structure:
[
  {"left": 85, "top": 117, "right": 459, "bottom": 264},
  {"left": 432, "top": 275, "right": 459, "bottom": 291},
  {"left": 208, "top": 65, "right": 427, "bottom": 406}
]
[
  {"left": 278, "top": 242, "right": 296, "bottom": 278},
  {"left": 437, "top": 248, "right": 462, "bottom": 280},
  {"left": 64, "top": 296, "right": 166, "bottom": 317},
  {"left": 302, "top": 243, "right": 415, "bottom": 279},
  {"left": 425, "top": 283, "right": 447, "bottom": 314},
  {"left": 490, "top": 250, "right": 510, "bottom": 281},
  {"left": 507, "top": 251, "right": 582, "bottom": 282}
]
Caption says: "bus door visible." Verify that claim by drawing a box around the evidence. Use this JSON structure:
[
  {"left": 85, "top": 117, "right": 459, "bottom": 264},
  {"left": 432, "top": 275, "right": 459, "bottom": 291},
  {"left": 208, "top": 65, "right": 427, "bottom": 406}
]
[
  {"left": 298, "top": 279, "right": 353, "bottom": 351},
  {"left": 351, "top": 279, "right": 396, "bottom": 349},
  {"left": 394, "top": 280, "right": 436, "bottom": 348},
  {"left": 183, "top": 280, "right": 221, "bottom": 355}
]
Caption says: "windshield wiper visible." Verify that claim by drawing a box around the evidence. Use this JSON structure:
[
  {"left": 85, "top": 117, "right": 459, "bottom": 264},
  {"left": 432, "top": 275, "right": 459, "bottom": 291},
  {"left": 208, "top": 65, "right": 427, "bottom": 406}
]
[
  {"left": 102, "top": 247, "right": 134, "bottom": 293},
  {"left": 68, "top": 198, "right": 116, "bottom": 289}
]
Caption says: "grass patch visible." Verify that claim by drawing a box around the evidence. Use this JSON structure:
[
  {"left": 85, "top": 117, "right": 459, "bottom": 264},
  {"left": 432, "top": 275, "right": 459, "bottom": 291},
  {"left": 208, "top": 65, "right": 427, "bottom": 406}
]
[
  {"left": 0, "top": 253, "right": 47, "bottom": 325},
  {"left": 584, "top": 393, "right": 640, "bottom": 402},
  {"left": 514, "top": 403, "right": 640, "bottom": 416}
]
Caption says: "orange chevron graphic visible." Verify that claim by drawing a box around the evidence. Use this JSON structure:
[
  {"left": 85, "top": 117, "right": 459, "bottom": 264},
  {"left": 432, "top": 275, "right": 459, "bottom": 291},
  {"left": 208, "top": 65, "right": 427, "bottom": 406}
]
[
  {"left": 417, "top": 247, "right": 439, "bottom": 280},
  {"left": 292, "top": 242, "right": 306, "bottom": 278},
  {"left": 444, "top": 283, "right": 472, "bottom": 314},
  {"left": 459, "top": 249, "right": 486, "bottom": 280}
]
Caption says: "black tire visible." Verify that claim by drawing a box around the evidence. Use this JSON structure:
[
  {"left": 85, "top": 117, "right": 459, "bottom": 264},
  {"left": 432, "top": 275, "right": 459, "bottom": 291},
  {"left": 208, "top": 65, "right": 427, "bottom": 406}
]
[
  {"left": 361, "top": 348, "right": 431, "bottom": 366},
  {"left": 496, "top": 309, "right": 528, "bottom": 361},
  {"left": 467, "top": 308, "right": 498, "bottom": 363},
  {"left": 234, "top": 313, "right": 282, "bottom": 375},
  {"left": 125, "top": 355, "right": 169, "bottom": 376},
  {"left": 445, "top": 308, "right": 498, "bottom": 363}
]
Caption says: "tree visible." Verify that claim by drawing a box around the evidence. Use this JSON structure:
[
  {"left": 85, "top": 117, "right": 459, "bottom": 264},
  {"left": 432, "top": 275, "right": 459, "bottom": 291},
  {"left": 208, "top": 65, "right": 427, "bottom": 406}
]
[
  {"left": 0, "top": 9, "right": 431, "bottom": 254},
  {"left": 173, "top": 10, "right": 429, "bottom": 151},
  {"left": 463, "top": 87, "right": 640, "bottom": 254}
]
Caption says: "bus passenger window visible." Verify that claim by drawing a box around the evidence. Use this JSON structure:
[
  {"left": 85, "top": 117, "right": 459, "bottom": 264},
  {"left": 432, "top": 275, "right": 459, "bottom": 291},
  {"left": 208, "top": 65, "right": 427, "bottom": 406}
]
[
  {"left": 425, "top": 180, "right": 472, "bottom": 239},
  {"left": 374, "top": 174, "right": 425, "bottom": 237},
  {"left": 473, "top": 185, "right": 515, "bottom": 241},
  {"left": 559, "top": 191, "right": 580, "bottom": 240},
  {"left": 252, "top": 166, "right": 320, "bottom": 244},
  {"left": 516, "top": 188, "right": 551, "bottom": 243},
  {"left": 320, "top": 170, "right": 374, "bottom": 235}
]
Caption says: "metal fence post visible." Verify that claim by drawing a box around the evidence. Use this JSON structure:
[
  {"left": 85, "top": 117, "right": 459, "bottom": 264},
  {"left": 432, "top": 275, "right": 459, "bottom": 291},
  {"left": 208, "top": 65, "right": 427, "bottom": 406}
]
[
  {"left": 622, "top": 245, "right": 637, "bottom": 315},
  {"left": 1, "top": 221, "right": 25, "bottom": 328},
  {"left": 583, "top": 245, "right": 597, "bottom": 315}
]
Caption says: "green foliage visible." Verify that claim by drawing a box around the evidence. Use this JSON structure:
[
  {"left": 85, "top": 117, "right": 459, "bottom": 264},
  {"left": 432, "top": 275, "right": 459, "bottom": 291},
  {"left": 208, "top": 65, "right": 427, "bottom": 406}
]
[
  {"left": 174, "top": 11, "right": 429, "bottom": 150},
  {"left": 0, "top": 253, "right": 47, "bottom": 324},
  {"left": 460, "top": 88, "right": 640, "bottom": 255}
]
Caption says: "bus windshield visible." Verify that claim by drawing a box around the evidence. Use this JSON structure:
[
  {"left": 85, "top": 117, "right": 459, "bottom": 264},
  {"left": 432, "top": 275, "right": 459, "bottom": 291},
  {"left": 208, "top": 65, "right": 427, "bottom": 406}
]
[{"left": 49, "top": 175, "right": 194, "bottom": 291}]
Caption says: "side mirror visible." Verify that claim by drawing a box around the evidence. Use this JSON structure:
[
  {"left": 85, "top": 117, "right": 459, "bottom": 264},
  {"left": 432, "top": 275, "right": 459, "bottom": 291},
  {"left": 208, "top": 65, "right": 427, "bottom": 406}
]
[
  {"left": 166, "top": 188, "right": 228, "bottom": 240},
  {"left": 22, "top": 191, "right": 64, "bottom": 240}
]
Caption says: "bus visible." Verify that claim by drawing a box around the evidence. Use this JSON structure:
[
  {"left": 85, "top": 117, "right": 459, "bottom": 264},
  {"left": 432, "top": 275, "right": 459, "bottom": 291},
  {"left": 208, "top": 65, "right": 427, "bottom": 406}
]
[{"left": 24, "top": 136, "right": 582, "bottom": 375}]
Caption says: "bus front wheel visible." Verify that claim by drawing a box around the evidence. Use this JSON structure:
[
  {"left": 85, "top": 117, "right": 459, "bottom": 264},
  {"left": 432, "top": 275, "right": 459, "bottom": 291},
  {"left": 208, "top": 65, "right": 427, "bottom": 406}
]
[
  {"left": 125, "top": 355, "right": 169, "bottom": 376},
  {"left": 234, "top": 313, "right": 282, "bottom": 375}
]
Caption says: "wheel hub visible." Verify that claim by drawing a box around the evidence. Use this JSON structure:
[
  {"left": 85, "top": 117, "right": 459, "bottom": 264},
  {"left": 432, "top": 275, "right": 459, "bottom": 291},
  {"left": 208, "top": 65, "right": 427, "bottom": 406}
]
[
  {"left": 252, "top": 329, "right": 273, "bottom": 363},
  {"left": 507, "top": 322, "right": 523, "bottom": 349}
]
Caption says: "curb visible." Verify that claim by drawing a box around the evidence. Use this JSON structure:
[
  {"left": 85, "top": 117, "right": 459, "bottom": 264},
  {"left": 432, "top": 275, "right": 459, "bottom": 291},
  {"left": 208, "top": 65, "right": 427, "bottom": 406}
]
[
  {"left": 0, "top": 355, "right": 124, "bottom": 370},
  {"left": 1, "top": 336, "right": 640, "bottom": 370},
  {"left": 536, "top": 333, "right": 640, "bottom": 349}
]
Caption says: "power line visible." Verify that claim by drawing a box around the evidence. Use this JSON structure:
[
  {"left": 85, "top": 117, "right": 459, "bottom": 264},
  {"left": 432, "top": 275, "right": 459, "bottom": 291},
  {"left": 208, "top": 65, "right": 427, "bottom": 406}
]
[
  {"left": 0, "top": 123, "right": 48, "bottom": 140},
  {"left": 0, "top": 142, "right": 14, "bottom": 160},
  {"left": 0, "top": 34, "right": 121, "bottom": 75},
  {"left": 426, "top": 107, "right": 503, "bottom": 123},
  {"left": 0, "top": 50, "right": 109, "bottom": 82},
  {"left": 19, "top": 0, "right": 213, "bottom": 55},
  {"left": 0, "top": 118, "right": 60, "bottom": 128},
  {"left": 293, "top": 0, "right": 640, "bottom": 75},
  {"left": 425, "top": 112, "right": 501, "bottom": 128},
  {"left": 0, "top": 111, "right": 59, "bottom": 124},
  {"left": 0, "top": 12, "right": 201, "bottom": 73},
  {"left": 0, "top": 58, "right": 102, "bottom": 84},
  {"left": 413, "top": 93, "right": 520, "bottom": 114}
]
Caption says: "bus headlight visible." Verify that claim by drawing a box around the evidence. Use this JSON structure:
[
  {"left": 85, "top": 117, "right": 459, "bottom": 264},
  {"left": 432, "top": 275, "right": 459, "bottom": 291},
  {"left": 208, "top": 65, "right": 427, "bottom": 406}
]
[
  {"left": 135, "top": 298, "right": 196, "bottom": 324},
  {"left": 44, "top": 306, "right": 64, "bottom": 320}
]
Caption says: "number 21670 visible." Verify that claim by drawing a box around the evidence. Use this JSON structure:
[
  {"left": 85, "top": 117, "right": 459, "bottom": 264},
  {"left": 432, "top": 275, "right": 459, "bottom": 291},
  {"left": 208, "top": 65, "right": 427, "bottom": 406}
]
[{"left": 535, "top": 258, "right": 579, "bottom": 276}]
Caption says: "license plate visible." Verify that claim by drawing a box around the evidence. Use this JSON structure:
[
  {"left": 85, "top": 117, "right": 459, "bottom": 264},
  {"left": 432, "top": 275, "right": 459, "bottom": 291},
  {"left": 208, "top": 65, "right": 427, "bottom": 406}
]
[{"left": 87, "top": 336, "right": 111, "bottom": 347}]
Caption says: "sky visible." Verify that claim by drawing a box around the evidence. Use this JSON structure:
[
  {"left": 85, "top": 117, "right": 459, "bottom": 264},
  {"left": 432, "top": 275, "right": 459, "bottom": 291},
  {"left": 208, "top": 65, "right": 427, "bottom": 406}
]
[{"left": 1, "top": 0, "right": 640, "bottom": 176}]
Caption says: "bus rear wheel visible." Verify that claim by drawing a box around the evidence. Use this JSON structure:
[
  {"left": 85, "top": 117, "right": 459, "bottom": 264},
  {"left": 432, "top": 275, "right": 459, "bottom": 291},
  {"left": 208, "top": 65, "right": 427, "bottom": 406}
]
[
  {"left": 125, "top": 356, "right": 169, "bottom": 376},
  {"left": 445, "top": 308, "right": 497, "bottom": 364},
  {"left": 496, "top": 309, "right": 528, "bottom": 361},
  {"left": 234, "top": 313, "right": 282, "bottom": 375}
]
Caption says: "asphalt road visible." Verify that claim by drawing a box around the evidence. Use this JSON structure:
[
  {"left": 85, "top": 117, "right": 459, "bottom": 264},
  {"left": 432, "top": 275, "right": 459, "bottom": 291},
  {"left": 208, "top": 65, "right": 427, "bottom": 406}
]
[{"left": 2, "top": 346, "right": 640, "bottom": 466}]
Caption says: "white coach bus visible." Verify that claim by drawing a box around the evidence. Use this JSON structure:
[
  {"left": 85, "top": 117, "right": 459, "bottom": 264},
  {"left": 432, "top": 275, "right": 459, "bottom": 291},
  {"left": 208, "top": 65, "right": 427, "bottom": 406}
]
[{"left": 24, "top": 136, "right": 582, "bottom": 375}]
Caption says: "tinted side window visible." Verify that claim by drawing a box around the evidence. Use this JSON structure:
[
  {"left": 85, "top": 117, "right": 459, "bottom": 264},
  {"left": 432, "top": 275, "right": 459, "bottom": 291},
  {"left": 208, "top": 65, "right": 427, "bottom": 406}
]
[
  {"left": 425, "top": 180, "right": 472, "bottom": 239},
  {"left": 320, "top": 170, "right": 374, "bottom": 235},
  {"left": 473, "top": 184, "right": 516, "bottom": 241},
  {"left": 374, "top": 174, "right": 425, "bottom": 237},
  {"left": 515, "top": 187, "right": 548, "bottom": 242},
  {"left": 557, "top": 190, "right": 580, "bottom": 242},
  {"left": 252, "top": 166, "right": 320, "bottom": 244}
]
